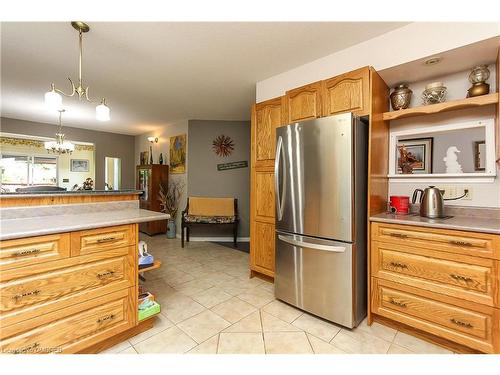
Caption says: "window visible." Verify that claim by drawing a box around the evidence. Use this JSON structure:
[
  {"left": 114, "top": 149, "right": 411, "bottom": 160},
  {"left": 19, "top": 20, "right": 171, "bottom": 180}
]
[{"left": 0, "top": 154, "right": 58, "bottom": 192}]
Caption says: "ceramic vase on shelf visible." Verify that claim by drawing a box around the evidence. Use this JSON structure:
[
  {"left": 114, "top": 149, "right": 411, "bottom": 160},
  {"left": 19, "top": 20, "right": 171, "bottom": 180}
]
[
  {"left": 149, "top": 145, "right": 153, "bottom": 164},
  {"left": 422, "top": 82, "right": 447, "bottom": 105},
  {"left": 166, "top": 219, "right": 176, "bottom": 239},
  {"left": 390, "top": 83, "right": 412, "bottom": 110},
  {"left": 159, "top": 153, "right": 163, "bottom": 165}
]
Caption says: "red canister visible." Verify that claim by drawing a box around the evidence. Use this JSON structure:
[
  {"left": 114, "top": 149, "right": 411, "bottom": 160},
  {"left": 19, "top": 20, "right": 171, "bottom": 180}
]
[{"left": 389, "top": 196, "right": 409, "bottom": 214}]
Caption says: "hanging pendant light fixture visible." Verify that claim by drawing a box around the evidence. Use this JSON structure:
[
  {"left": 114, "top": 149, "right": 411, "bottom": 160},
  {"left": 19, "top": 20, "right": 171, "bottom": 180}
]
[
  {"left": 45, "top": 109, "right": 75, "bottom": 154},
  {"left": 44, "top": 22, "right": 110, "bottom": 121}
]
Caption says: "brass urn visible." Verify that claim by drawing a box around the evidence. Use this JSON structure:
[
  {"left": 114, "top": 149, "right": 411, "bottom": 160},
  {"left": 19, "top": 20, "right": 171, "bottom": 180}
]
[
  {"left": 390, "top": 84, "right": 412, "bottom": 110},
  {"left": 467, "top": 65, "right": 490, "bottom": 97}
]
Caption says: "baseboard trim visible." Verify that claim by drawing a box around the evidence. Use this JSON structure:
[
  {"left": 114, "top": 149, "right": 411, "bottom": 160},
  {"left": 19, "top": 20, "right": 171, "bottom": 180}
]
[{"left": 175, "top": 234, "right": 249, "bottom": 242}]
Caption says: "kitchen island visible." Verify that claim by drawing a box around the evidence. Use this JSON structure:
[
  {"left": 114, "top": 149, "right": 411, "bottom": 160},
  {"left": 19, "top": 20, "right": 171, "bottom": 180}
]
[{"left": 0, "top": 190, "right": 169, "bottom": 354}]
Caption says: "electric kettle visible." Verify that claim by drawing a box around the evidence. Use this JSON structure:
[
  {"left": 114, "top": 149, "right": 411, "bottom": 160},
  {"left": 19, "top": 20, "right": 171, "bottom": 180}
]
[{"left": 412, "top": 186, "right": 445, "bottom": 218}]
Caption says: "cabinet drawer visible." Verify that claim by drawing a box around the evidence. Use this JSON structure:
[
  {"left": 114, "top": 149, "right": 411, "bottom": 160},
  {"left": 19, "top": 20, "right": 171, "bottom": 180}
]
[
  {"left": 371, "top": 222, "right": 500, "bottom": 260},
  {"left": 0, "top": 234, "right": 70, "bottom": 272},
  {"left": 0, "top": 288, "right": 134, "bottom": 354},
  {"left": 71, "top": 224, "right": 135, "bottom": 256},
  {"left": 371, "top": 241, "right": 499, "bottom": 307},
  {"left": 372, "top": 278, "right": 499, "bottom": 353},
  {"left": 0, "top": 254, "right": 134, "bottom": 315}
]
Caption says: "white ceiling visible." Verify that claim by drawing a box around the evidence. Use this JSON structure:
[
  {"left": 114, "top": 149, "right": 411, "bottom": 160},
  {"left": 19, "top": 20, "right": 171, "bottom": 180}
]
[{"left": 1, "top": 22, "right": 407, "bottom": 135}]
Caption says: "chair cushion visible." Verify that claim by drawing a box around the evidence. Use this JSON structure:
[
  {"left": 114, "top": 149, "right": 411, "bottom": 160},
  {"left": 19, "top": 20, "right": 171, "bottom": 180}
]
[
  {"left": 184, "top": 214, "right": 236, "bottom": 224},
  {"left": 188, "top": 197, "right": 234, "bottom": 216}
]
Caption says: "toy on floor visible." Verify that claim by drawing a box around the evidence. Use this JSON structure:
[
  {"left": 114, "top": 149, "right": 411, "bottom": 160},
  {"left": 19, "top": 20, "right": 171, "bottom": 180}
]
[{"left": 138, "top": 240, "right": 154, "bottom": 269}]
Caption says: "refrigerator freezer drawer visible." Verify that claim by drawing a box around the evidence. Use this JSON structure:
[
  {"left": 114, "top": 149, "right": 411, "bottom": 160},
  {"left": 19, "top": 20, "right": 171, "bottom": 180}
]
[{"left": 275, "top": 231, "right": 356, "bottom": 328}]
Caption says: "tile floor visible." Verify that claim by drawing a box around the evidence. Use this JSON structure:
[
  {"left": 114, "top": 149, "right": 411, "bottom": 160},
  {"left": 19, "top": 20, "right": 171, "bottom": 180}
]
[{"left": 102, "top": 236, "right": 452, "bottom": 354}]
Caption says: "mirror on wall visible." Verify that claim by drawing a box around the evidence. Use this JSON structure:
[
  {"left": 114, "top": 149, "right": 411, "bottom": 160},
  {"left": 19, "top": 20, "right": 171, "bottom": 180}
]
[
  {"left": 389, "top": 119, "right": 496, "bottom": 179},
  {"left": 105, "top": 157, "right": 122, "bottom": 190},
  {"left": 0, "top": 133, "right": 95, "bottom": 192}
]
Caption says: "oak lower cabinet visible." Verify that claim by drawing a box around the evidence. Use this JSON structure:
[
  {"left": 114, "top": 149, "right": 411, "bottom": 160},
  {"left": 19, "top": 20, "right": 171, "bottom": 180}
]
[
  {"left": 323, "top": 66, "right": 370, "bottom": 117},
  {"left": 250, "top": 167, "right": 276, "bottom": 277},
  {"left": 250, "top": 97, "right": 287, "bottom": 278},
  {"left": 370, "top": 222, "right": 500, "bottom": 353},
  {"left": 0, "top": 224, "right": 140, "bottom": 354}
]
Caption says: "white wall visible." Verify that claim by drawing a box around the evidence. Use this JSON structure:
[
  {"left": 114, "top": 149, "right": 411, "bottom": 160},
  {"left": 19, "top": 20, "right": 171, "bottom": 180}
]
[
  {"left": 135, "top": 119, "right": 189, "bottom": 234},
  {"left": 256, "top": 22, "right": 500, "bottom": 102},
  {"left": 388, "top": 66, "right": 500, "bottom": 207},
  {"left": 255, "top": 24, "right": 500, "bottom": 208}
]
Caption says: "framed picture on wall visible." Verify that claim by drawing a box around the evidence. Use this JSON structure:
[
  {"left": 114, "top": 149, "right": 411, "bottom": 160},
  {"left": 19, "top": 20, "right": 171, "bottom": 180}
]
[
  {"left": 396, "top": 137, "right": 433, "bottom": 174},
  {"left": 170, "top": 134, "right": 186, "bottom": 174},
  {"left": 70, "top": 159, "right": 89, "bottom": 172}
]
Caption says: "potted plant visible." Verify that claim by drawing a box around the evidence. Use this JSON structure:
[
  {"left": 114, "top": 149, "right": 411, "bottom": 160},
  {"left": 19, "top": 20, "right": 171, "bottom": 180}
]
[{"left": 158, "top": 179, "right": 184, "bottom": 238}]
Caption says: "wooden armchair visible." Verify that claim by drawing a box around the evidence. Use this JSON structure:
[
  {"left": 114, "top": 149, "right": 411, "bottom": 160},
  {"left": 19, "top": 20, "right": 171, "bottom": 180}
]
[{"left": 181, "top": 197, "right": 239, "bottom": 248}]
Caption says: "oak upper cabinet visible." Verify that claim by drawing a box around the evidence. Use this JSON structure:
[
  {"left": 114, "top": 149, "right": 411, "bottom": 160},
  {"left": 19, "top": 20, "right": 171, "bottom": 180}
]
[
  {"left": 323, "top": 66, "right": 370, "bottom": 117},
  {"left": 285, "top": 81, "right": 322, "bottom": 123},
  {"left": 252, "top": 97, "right": 286, "bottom": 168}
]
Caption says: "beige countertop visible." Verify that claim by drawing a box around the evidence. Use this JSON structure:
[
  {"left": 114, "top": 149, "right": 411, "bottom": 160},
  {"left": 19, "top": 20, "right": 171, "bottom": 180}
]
[
  {"left": 0, "top": 206, "right": 169, "bottom": 240},
  {"left": 370, "top": 212, "right": 500, "bottom": 235},
  {"left": 0, "top": 189, "right": 143, "bottom": 199}
]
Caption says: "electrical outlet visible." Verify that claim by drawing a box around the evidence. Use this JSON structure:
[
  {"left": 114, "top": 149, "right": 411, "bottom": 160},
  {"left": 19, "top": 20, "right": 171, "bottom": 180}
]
[
  {"left": 461, "top": 186, "right": 472, "bottom": 200},
  {"left": 438, "top": 185, "right": 455, "bottom": 200}
]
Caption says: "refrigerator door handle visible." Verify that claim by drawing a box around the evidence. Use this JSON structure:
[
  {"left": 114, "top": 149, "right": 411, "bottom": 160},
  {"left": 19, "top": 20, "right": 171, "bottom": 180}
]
[
  {"left": 275, "top": 136, "right": 286, "bottom": 221},
  {"left": 278, "top": 234, "right": 346, "bottom": 253}
]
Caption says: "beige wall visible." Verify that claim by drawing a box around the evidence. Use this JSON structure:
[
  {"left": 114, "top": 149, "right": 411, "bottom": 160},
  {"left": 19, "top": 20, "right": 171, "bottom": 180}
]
[
  {"left": 135, "top": 119, "right": 189, "bottom": 234},
  {"left": 187, "top": 120, "right": 250, "bottom": 239}
]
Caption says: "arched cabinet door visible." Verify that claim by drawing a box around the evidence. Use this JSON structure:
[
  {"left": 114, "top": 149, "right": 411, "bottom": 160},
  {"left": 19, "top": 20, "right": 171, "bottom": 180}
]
[
  {"left": 285, "top": 81, "right": 323, "bottom": 123},
  {"left": 251, "top": 97, "right": 286, "bottom": 168},
  {"left": 323, "top": 67, "right": 370, "bottom": 117}
]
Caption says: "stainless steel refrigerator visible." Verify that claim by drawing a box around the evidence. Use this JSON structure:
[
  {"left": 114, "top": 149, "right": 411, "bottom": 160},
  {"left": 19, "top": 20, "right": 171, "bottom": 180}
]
[{"left": 274, "top": 112, "right": 368, "bottom": 328}]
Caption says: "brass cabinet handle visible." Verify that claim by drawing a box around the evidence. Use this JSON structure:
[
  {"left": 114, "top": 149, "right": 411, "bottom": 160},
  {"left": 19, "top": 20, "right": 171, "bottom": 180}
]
[
  {"left": 97, "top": 236, "right": 118, "bottom": 243},
  {"left": 450, "top": 240, "right": 472, "bottom": 247},
  {"left": 390, "top": 261, "right": 408, "bottom": 269},
  {"left": 97, "top": 314, "right": 115, "bottom": 323},
  {"left": 450, "top": 318, "right": 473, "bottom": 329},
  {"left": 389, "top": 298, "right": 407, "bottom": 308},
  {"left": 389, "top": 232, "right": 409, "bottom": 239},
  {"left": 97, "top": 270, "right": 115, "bottom": 279},
  {"left": 13, "top": 248, "right": 41, "bottom": 257},
  {"left": 12, "top": 342, "right": 40, "bottom": 354},
  {"left": 12, "top": 289, "right": 41, "bottom": 301},
  {"left": 450, "top": 274, "right": 473, "bottom": 283}
]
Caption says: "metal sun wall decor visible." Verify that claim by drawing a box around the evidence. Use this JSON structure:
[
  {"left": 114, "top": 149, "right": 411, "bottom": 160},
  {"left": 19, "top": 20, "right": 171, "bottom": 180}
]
[{"left": 212, "top": 135, "right": 234, "bottom": 157}]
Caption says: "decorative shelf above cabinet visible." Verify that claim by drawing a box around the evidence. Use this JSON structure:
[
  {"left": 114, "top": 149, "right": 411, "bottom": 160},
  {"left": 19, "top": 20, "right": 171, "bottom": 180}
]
[{"left": 382, "top": 93, "right": 499, "bottom": 121}]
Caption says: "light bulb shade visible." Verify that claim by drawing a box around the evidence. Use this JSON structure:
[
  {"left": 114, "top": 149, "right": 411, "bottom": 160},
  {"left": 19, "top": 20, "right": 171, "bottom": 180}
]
[
  {"left": 44, "top": 90, "right": 63, "bottom": 111},
  {"left": 96, "top": 100, "right": 110, "bottom": 121},
  {"left": 44, "top": 140, "right": 75, "bottom": 154}
]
